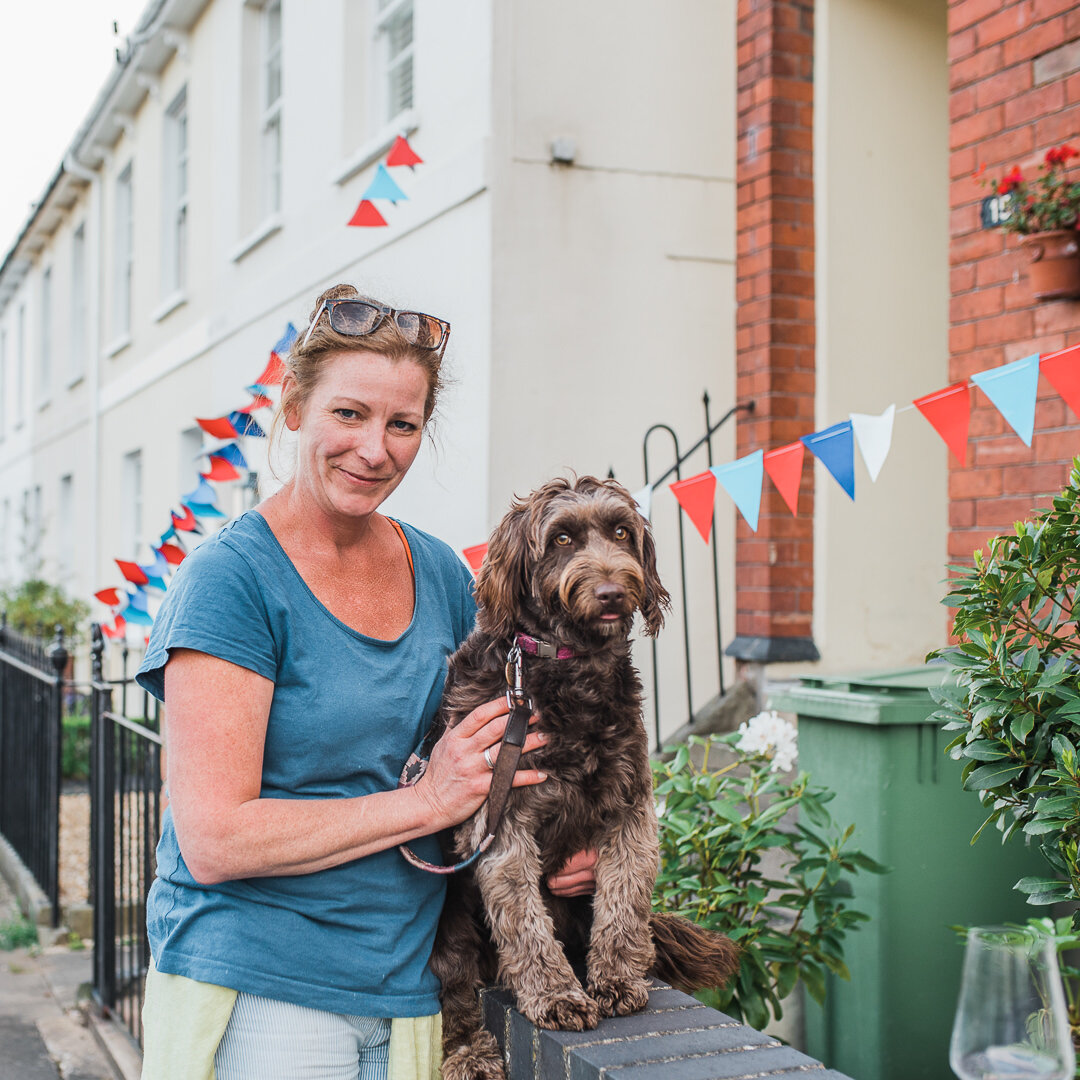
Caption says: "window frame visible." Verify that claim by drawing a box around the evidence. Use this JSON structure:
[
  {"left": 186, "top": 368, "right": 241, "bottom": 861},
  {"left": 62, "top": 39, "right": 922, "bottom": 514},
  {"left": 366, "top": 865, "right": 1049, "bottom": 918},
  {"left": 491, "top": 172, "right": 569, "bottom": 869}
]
[
  {"left": 114, "top": 164, "right": 135, "bottom": 341},
  {"left": 39, "top": 266, "right": 52, "bottom": 406},
  {"left": 162, "top": 87, "right": 189, "bottom": 301},
  {"left": 375, "top": 0, "right": 414, "bottom": 126},
  {"left": 261, "top": 0, "right": 283, "bottom": 219},
  {"left": 70, "top": 224, "right": 87, "bottom": 383}
]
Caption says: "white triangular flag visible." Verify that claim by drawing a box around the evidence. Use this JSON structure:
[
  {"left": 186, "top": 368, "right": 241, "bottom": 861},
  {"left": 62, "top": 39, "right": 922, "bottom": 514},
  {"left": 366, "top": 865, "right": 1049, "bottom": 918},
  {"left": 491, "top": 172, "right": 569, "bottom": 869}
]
[
  {"left": 631, "top": 484, "right": 652, "bottom": 519},
  {"left": 850, "top": 404, "right": 895, "bottom": 483}
]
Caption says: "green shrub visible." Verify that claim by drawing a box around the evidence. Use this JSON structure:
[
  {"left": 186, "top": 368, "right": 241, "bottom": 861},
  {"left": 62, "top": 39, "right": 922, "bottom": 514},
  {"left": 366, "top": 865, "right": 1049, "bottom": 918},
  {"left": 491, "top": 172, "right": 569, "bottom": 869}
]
[
  {"left": 652, "top": 729, "right": 886, "bottom": 1032},
  {"left": 62, "top": 711, "right": 91, "bottom": 781},
  {"left": 1, "top": 579, "right": 89, "bottom": 643},
  {"left": 0, "top": 917, "right": 38, "bottom": 951}
]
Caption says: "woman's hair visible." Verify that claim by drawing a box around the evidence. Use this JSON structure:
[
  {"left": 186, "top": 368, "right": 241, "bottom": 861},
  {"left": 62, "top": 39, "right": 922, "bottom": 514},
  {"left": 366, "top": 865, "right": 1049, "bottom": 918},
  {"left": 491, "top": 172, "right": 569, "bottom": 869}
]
[{"left": 270, "top": 283, "right": 445, "bottom": 452}]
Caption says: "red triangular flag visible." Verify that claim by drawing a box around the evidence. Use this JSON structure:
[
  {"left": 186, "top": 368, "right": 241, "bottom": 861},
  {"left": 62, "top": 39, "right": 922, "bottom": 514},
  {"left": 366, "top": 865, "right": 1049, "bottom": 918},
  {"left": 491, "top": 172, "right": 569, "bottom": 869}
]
[
  {"left": 157, "top": 543, "right": 187, "bottom": 566},
  {"left": 238, "top": 393, "right": 274, "bottom": 413},
  {"left": 385, "top": 135, "right": 423, "bottom": 168},
  {"left": 1040, "top": 344, "right": 1080, "bottom": 419},
  {"left": 115, "top": 560, "right": 149, "bottom": 586},
  {"left": 202, "top": 455, "right": 240, "bottom": 482},
  {"left": 763, "top": 442, "right": 805, "bottom": 516},
  {"left": 95, "top": 587, "right": 122, "bottom": 607},
  {"left": 462, "top": 543, "right": 488, "bottom": 572},
  {"left": 348, "top": 199, "right": 389, "bottom": 227},
  {"left": 254, "top": 352, "right": 286, "bottom": 388},
  {"left": 102, "top": 615, "right": 126, "bottom": 640},
  {"left": 171, "top": 505, "right": 198, "bottom": 532},
  {"left": 196, "top": 416, "right": 239, "bottom": 439},
  {"left": 669, "top": 472, "right": 717, "bottom": 543},
  {"left": 914, "top": 382, "right": 971, "bottom": 465}
]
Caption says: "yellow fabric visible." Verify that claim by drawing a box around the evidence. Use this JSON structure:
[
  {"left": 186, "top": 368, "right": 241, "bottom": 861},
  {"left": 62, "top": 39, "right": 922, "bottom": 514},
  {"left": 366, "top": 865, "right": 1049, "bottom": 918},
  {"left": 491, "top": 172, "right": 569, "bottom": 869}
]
[
  {"left": 140, "top": 960, "right": 442, "bottom": 1080},
  {"left": 141, "top": 959, "right": 237, "bottom": 1080}
]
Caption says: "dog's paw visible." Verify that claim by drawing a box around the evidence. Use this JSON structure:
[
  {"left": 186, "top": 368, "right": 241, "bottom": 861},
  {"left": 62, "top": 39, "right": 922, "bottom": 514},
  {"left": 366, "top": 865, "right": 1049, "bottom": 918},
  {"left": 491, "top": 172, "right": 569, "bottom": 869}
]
[
  {"left": 523, "top": 988, "right": 601, "bottom": 1032},
  {"left": 588, "top": 974, "right": 651, "bottom": 1018},
  {"left": 441, "top": 1032, "right": 506, "bottom": 1080}
]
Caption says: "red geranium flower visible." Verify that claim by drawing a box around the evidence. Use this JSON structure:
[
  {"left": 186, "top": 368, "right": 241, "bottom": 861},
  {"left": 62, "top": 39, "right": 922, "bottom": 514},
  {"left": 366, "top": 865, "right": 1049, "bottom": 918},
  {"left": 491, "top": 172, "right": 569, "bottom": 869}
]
[{"left": 998, "top": 166, "right": 1024, "bottom": 195}]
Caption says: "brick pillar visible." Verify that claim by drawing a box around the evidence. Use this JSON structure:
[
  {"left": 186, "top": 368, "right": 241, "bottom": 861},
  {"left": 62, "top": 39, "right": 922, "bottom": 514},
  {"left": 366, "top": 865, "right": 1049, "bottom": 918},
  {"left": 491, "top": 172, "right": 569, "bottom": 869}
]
[
  {"left": 948, "top": 2, "right": 1080, "bottom": 563},
  {"left": 728, "top": 0, "right": 819, "bottom": 665}
]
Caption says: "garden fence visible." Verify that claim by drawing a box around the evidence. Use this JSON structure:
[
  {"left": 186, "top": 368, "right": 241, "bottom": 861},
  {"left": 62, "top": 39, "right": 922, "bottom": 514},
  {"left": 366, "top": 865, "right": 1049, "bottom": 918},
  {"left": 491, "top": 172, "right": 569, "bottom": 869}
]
[
  {"left": 0, "top": 616, "right": 68, "bottom": 926},
  {"left": 90, "top": 624, "right": 162, "bottom": 1049}
]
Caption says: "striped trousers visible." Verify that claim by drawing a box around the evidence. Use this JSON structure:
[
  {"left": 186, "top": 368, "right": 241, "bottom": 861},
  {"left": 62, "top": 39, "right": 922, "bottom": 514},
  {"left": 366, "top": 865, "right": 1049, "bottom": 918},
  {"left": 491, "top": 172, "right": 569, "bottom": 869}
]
[{"left": 214, "top": 992, "right": 391, "bottom": 1080}]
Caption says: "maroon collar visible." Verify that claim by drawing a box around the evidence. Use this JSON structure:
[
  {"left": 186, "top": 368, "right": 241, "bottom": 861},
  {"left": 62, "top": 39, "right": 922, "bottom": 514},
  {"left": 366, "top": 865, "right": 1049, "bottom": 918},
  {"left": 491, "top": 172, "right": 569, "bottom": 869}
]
[{"left": 515, "top": 632, "right": 580, "bottom": 659}]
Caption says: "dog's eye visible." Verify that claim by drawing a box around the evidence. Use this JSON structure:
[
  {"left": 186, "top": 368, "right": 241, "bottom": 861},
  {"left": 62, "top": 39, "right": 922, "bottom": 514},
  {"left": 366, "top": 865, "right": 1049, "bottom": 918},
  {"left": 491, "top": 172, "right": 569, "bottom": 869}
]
[
  {"left": 614, "top": 525, "right": 629, "bottom": 541},
  {"left": 554, "top": 533, "right": 573, "bottom": 547}
]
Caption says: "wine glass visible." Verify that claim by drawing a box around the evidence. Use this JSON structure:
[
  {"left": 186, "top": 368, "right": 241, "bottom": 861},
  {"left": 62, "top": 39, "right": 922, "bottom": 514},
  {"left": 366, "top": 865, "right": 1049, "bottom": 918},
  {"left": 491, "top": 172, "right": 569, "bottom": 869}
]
[{"left": 950, "top": 925, "right": 1076, "bottom": 1080}]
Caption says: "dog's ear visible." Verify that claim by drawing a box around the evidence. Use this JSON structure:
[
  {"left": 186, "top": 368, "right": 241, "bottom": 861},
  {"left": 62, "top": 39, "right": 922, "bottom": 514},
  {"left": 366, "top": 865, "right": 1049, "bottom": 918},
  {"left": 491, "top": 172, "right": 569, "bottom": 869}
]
[
  {"left": 474, "top": 502, "right": 532, "bottom": 641},
  {"left": 638, "top": 521, "right": 671, "bottom": 636}
]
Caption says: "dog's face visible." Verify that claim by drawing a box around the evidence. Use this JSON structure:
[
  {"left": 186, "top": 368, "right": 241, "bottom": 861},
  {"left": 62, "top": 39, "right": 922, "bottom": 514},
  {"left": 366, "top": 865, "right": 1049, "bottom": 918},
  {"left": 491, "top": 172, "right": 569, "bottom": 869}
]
[{"left": 474, "top": 477, "right": 670, "bottom": 646}]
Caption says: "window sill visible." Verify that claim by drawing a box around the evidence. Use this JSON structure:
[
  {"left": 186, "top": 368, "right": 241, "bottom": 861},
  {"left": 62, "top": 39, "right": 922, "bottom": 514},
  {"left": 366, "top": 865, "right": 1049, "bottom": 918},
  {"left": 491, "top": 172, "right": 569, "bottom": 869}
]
[
  {"left": 36, "top": 397, "right": 51, "bottom": 413},
  {"left": 230, "top": 215, "right": 283, "bottom": 263},
  {"left": 104, "top": 334, "right": 132, "bottom": 359},
  {"left": 333, "top": 110, "right": 420, "bottom": 187},
  {"left": 66, "top": 372, "right": 85, "bottom": 391},
  {"left": 153, "top": 291, "right": 187, "bottom": 323}
]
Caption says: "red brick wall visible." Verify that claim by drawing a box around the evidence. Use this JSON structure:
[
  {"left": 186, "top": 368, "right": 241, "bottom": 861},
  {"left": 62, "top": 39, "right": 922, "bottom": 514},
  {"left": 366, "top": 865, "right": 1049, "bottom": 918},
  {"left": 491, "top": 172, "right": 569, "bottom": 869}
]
[
  {"left": 733, "top": 0, "right": 818, "bottom": 658},
  {"left": 949, "top": 0, "right": 1080, "bottom": 562}
]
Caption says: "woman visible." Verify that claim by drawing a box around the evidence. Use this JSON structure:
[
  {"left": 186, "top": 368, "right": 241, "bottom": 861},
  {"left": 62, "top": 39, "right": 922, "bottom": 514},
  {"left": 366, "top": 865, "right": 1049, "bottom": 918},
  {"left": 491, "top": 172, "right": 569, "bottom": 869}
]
[{"left": 137, "top": 285, "right": 593, "bottom": 1080}]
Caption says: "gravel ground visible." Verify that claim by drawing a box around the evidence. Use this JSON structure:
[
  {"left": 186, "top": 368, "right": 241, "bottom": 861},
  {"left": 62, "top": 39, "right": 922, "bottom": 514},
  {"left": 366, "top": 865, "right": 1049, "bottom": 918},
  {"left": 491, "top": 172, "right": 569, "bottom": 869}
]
[{"left": 58, "top": 787, "right": 90, "bottom": 910}]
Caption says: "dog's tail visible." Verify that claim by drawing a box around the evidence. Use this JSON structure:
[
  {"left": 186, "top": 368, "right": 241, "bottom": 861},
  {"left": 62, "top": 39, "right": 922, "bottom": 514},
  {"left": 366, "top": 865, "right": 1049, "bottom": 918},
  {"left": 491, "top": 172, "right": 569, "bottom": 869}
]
[{"left": 648, "top": 913, "right": 740, "bottom": 993}]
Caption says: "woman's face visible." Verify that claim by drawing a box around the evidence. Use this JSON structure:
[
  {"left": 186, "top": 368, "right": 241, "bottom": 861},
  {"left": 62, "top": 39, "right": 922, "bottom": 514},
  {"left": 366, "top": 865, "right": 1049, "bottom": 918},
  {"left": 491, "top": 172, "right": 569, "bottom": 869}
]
[{"left": 286, "top": 349, "right": 429, "bottom": 522}]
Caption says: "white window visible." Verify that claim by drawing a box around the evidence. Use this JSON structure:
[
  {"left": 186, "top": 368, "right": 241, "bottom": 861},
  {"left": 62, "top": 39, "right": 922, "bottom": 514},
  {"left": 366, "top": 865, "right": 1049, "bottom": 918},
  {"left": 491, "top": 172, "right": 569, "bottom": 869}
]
[
  {"left": 15, "top": 305, "right": 25, "bottom": 427},
  {"left": 0, "top": 330, "right": 6, "bottom": 441},
  {"left": 376, "top": 0, "right": 413, "bottom": 124},
  {"left": 39, "top": 267, "right": 52, "bottom": 402},
  {"left": 178, "top": 425, "right": 204, "bottom": 493},
  {"left": 0, "top": 498, "right": 9, "bottom": 582},
  {"left": 162, "top": 88, "right": 189, "bottom": 298},
  {"left": 122, "top": 449, "right": 143, "bottom": 559},
  {"left": 114, "top": 164, "right": 134, "bottom": 338},
  {"left": 58, "top": 474, "right": 74, "bottom": 582},
  {"left": 71, "top": 225, "right": 87, "bottom": 381},
  {"left": 261, "top": 1, "right": 283, "bottom": 218},
  {"left": 22, "top": 484, "right": 43, "bottom": 577}
]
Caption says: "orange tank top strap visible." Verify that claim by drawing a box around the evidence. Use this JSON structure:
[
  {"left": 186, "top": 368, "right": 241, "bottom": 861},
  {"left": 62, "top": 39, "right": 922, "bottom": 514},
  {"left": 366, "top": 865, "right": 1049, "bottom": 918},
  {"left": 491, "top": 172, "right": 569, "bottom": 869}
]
[{"left": 388, "top": 518, "right": 415, "bottom": 579}]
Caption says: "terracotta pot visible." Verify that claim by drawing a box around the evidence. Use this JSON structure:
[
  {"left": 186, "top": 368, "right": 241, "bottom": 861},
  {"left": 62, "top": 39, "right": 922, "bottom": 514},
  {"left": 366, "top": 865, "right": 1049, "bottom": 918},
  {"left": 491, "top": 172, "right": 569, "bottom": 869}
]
[{"left": 1019, "top": 229, "right": 1080, "bottom": 301}]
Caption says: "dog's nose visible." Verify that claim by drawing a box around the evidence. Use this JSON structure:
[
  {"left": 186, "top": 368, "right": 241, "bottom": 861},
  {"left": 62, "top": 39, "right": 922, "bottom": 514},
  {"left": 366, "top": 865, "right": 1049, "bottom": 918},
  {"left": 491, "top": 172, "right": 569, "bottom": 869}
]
[{"left": 595, "top": 583, "right": 626, "bottom": 608}]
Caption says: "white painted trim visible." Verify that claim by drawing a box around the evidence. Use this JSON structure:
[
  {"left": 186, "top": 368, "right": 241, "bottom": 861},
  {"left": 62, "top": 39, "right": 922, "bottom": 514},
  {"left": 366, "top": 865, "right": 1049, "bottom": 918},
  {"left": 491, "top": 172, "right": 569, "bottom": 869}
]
[
  {"left": 152, "top": 291, "right": 188, "bottom": 323},
  {"left": 103, "top": 333, "right": 132, "bottom": 359},
  {"left": 333, "top": 111, "right": 420, "bottom": 186},
  {"left": 229, "top": 215, "right": 283, "bottom": 263}
]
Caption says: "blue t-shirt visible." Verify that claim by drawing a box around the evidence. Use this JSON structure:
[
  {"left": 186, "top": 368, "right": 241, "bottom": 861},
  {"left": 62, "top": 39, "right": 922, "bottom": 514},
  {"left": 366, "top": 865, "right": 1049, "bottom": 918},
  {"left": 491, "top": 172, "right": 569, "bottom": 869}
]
[{"left": 136, "top": 510, "right": 476, "bottom": 1017}]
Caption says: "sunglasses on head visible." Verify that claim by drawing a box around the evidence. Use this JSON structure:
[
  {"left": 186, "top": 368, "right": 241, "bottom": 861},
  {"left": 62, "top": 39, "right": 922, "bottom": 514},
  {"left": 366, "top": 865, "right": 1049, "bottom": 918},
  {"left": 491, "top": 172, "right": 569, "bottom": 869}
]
[{"left": 301, "top": 297, "right": 450, "bottom": 352}]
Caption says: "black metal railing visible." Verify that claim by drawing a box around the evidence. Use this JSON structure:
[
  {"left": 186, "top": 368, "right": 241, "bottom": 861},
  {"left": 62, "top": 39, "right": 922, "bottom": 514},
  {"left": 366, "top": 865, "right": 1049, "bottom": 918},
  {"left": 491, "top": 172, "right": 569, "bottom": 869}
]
[
  {"left": 0, "top": 616, "right": 68, "bottom": 925},
  {"left": 618, "top": 392, "right": 753, "bottom": 744},
  {"left": 90, "top": 624, "right": 161, "bottom": 1049}
]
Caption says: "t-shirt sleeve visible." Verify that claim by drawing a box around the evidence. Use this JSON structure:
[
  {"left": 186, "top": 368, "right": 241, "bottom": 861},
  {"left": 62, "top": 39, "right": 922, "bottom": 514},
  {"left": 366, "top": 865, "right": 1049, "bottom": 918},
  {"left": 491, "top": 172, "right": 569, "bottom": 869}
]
[{"left": 135, "top": 538, "right": 278, "bottom": 702}]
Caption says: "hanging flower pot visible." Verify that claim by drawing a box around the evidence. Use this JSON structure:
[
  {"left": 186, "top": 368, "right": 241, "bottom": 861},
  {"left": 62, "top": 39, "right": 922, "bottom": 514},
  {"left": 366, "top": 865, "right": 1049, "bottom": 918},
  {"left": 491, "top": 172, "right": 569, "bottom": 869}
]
[{"left": 1019, "top": 229, "right": 1080, "bottom": 301}]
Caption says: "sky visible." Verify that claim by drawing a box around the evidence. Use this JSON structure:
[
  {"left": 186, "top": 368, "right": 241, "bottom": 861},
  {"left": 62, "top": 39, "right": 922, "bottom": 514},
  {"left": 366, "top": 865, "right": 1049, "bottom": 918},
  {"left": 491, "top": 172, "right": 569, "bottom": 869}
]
[{"left": 0, "top": 0, "right": 149, "bottom": 257}]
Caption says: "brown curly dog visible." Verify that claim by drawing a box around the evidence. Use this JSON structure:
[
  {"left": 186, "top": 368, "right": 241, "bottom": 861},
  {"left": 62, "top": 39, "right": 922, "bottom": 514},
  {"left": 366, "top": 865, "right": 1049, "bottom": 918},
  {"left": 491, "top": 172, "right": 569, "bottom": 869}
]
[{"left": 429, "top": 476, "right": 739, "bottom": 1080}]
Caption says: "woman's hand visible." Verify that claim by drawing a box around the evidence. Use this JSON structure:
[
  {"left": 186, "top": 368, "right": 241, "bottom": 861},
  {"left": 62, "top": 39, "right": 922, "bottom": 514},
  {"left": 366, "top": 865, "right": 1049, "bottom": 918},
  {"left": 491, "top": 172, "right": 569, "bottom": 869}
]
[
  {"left": 547, "top": 849, "right": 598, "bottom": 897},
  {"left": 414, "top": 697, "right": 548, "bottom": 830}
]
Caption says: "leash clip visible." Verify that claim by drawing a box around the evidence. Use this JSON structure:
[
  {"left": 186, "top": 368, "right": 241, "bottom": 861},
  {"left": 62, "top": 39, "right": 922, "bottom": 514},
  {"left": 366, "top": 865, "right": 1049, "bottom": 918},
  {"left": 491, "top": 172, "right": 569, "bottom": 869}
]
[{"left": 505, "top": 644, "right": 527, "bottom": 709}]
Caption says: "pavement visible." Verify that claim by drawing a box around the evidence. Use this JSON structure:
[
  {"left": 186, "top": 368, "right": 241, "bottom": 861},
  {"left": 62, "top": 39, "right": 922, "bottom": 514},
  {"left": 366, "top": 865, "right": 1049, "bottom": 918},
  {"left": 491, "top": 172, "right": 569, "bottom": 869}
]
[{"left": 0, "top": 875, "right": 123, "bottom": 1080}]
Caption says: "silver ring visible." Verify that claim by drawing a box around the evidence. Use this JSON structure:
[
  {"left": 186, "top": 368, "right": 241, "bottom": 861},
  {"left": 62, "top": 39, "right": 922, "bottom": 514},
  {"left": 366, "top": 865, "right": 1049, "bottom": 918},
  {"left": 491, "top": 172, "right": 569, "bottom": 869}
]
[{"left": 483, "top": 746, "right": 496, "bottom": 770}]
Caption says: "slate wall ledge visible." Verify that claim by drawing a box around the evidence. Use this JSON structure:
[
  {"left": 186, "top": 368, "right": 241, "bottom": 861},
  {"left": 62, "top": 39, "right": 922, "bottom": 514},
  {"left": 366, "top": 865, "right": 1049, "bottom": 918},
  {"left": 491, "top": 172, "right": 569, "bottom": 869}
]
[{"left": 481, "top": 981, "right": 853, "bottom": 1080}]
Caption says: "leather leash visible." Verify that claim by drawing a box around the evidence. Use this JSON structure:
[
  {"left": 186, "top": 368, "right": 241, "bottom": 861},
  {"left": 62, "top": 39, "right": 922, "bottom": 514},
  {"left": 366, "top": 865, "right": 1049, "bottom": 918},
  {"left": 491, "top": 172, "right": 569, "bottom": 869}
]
[{"left": 397, "top": 644, "right": 533, "bottom": 875}]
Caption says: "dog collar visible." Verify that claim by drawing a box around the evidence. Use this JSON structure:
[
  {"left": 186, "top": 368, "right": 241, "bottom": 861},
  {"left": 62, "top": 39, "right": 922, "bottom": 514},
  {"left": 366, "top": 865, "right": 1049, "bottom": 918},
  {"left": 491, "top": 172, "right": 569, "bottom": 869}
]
[{"left": 515, "top": 632, "right": 580, "bottom": 659}]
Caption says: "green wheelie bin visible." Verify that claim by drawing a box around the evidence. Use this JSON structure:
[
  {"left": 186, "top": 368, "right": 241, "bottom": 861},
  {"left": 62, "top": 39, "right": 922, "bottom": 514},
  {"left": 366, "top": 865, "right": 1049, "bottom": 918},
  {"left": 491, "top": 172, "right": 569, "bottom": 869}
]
[{"left": 772, "top": 666, "right": 1048, "bottom": 1080}]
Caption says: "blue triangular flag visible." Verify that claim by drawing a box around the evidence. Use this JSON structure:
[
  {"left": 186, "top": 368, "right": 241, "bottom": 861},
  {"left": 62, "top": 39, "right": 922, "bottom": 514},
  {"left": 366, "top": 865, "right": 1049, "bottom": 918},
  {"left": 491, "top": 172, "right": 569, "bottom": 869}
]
[
  {"left": 229, "top": 412, "right": 267, "bottom": 438},
  {"left": 272, "top": 323, "right": 298, "bottom": 355},
  {"left": 213, "top": 442, "right": 249, "bottom": 470},
  {"left": 361, "top": 163, "right": 409, "bottom": 204},
  {"left": 159, "top": 525, "right": 176, "bottom": 545},
  {"left": 801, "top": 421, "right": 855, "bottom": 501},
  {"left": 182, "top": 477, "right": 218, "bottom": 506},
  {"left": 710, "top": 450, "right": 764, "bottom": 532},
  {"left": 143, "top": 549, "right": 171, "bottom": 580},
  {"left": 971, "top": 353, "right": 1040, "bottom": 446},
  {"left": 183, "top": 501, "right": 227, "bottom": 519},
  {"left": 127, "top": 588, "right": 149, "bottom": 612},
  {"left": 121, "top": 604, "right": 154, "bottom": 627}
]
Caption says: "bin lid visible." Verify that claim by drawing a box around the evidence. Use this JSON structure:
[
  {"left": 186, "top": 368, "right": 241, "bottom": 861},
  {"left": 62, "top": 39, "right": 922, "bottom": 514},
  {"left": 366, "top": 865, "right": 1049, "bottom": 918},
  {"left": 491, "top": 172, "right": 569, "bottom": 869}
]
[{"left": 771, "top": 664, "right": 954, "bottom": 727}]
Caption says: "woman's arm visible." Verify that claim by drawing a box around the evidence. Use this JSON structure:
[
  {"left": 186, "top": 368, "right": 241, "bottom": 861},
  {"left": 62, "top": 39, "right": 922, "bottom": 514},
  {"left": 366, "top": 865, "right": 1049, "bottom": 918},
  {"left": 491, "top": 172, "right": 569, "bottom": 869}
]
[{"left": 164, "top": 648, "right": 546, "bottom": 885}]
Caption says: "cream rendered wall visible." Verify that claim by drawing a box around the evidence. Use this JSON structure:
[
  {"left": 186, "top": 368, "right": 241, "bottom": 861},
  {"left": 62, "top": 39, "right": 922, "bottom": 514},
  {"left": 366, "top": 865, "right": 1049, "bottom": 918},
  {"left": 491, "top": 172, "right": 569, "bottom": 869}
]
[
  {"left": 486, "top": 0, "right": 739, "bottom": 727},
  {"left": 92, "top": 0, "right": 496, "bottom": 599},
  {"left": 793, "top": 0, "right": 949, "bottom": 678}
]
